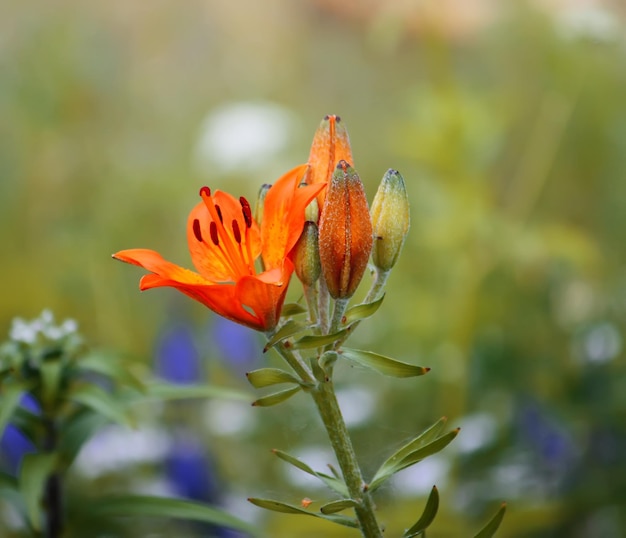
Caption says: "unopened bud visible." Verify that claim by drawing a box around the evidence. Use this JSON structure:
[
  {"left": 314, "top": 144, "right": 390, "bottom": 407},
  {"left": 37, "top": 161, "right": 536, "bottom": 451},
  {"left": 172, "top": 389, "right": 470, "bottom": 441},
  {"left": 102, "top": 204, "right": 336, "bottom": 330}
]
[
  {"left": 370, "top": 169, "right": 410, "bottom": 271},
  {"left": 293, "top": 221, "right": 321, "bottom": 287},
  {"left": 318, "top": 160, "right": 373, "bottom": 299},
  {"left": 300, "top": 182, "right": 320, "bottom": 223},
  {"left": 306, "top": 115, "right": 353, "bottom": 210}
]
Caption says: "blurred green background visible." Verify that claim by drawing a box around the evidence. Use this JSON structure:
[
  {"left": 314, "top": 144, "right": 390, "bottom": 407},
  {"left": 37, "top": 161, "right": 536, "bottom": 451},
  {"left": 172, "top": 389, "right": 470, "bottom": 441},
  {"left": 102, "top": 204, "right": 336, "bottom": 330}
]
[{"left": 2, "top": 0, "right": 626, "bottom": 536}]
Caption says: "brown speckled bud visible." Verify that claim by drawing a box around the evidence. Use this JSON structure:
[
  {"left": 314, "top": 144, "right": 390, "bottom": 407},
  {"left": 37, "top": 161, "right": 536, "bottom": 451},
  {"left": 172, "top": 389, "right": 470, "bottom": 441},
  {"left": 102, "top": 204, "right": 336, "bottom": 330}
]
[{"left": 318, "top": 160, "right": 373, "bottom": 299}]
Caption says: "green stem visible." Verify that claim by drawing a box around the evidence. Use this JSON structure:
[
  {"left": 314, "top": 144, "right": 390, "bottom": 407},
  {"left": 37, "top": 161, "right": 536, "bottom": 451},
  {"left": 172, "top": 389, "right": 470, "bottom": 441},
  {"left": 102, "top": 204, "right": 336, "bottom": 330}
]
[
  {"left": 365, "top": 268, "right": 389, "bottom": 304},
  {"left": 274, "top": 342, "right": 315, "bottom": 385},
  {"left": 311, "top": 378, "right": 382, "bottom": 537},
  {"left": 273, "top": 344, "right": 382, "bottom": 537},
  {"left": 318, "top": 279, "right": 330, "bottom": 334},
  {"left": 333, "top": 269, "right": 390, "bottom": 350},
  {"left": 43, "top": 417, "right": 62, "bottom": 538},
  {"left": 303, "top": 283, "right": 319, "bottom": 326},
  {"left": 330, "top": 298, "right": 349, "bottom": 334}
]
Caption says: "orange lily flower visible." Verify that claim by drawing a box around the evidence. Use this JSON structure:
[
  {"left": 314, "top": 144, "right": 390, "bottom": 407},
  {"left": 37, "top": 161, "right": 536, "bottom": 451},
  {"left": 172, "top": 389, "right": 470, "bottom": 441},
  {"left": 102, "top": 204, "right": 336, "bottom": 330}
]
[
  {"left": 306, "top": 115, "right": 353, "bottom": 209},
  {"left": 113, "top": 165, "right": 324, "bottom": 332}
]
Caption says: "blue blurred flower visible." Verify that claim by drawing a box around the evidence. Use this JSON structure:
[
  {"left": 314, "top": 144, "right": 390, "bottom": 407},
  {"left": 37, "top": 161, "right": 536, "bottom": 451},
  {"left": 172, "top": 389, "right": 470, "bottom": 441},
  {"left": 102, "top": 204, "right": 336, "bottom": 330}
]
[
  {"left": 210, "top": 317, "right": 260, "bottom": 375},
  {"left": 0, "top": 394, "right": 40, "bottom": 474},
  {"left": 155, "top": 323, "right": 201, "bottom": 384}
]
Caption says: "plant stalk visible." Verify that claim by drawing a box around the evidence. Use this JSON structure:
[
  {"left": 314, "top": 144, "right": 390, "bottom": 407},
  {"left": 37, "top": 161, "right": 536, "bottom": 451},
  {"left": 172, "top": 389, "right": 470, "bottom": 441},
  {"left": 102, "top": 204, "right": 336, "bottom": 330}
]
[
  {"left": 43, "top": 418, "right": 62, "bottom": 538},
  {"left": 311, "top": 378, "right": 382, "bottom": 537}
]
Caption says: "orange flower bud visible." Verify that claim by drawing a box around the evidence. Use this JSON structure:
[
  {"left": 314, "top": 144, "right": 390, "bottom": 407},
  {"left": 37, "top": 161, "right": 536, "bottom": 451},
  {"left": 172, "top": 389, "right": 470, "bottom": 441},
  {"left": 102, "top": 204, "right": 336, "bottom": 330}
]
[
  {"left": 318, "top": 160, "right": 373, "bottom": 299},
  {"left": 370, "top": 169, "right": 410, "bottom": 271},
  {"left": 306, "top": 115, "right": 353, "bottom": 210}
]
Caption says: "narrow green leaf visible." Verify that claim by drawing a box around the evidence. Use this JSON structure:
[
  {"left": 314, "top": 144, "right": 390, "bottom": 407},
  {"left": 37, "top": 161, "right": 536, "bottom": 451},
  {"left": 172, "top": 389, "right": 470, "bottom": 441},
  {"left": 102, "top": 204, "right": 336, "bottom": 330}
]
[
  {"left": 40, "top": 360, "right": 63, "bottom": 408},
  {"left": 19, "top": 453, "right": 57, "bottom": 531},
  {"left": 248, "top": 498, "right": 358, "bottom": 528},
  {"left": 251, "top": 386, "right": 301, "bottom": 407},
  {"left": 339, "top": 348, "right": 430, "bottom": 378},
  {"left": 248, "top": 497, "right": 310, "bottom": 515},
  {"left": 0, "top": 383, "right": 26, "bottom": 438},
  {"left": 272, "top": 449, "right": 348, "bottom": 496},
  {"left": 67, "top": 385, "right": 134, "bottom": 428},
  {"left": 74, "top": 352, "right": 146, "bottom": 392},
  {"left": 403, "top": 486, "right": 440, "bottom": 537},
  {"left": 58, "top": 410, "right": 109, "bottom": 466},
  {"left": 140, "top": 382, "right": 250, "bottom": 402},
  {"left": 93, "top": 495, "right": 259, "bottom": 536},
  {"left": 342, "top": 295, "right": 385, "bottom": 327},
  {"left": 246, "top": 368, "right": 302, "bottom": 389},
  {"left": 320, "top": 499, "right": 358, "bottom": 514},
  {"left": 370, "top": 428, "right": 459, "bottom": 492},
  {"left": 473, "top": 503, "right": 506, "bottom": 538},
  {"left": 375, "top": 417, "right": 448, "bottom": 479},
  {"left": 281, "top": 303, "right": 308, "bottom": 317},
  {"left": 292, "top": 329, "right": 349, "bottom": 350},
  {"left": 264, "top": 320, "right": 309, "bottom": 352},
  {"left": 0, "top": 471, "right": 24, "bottom": 515}
]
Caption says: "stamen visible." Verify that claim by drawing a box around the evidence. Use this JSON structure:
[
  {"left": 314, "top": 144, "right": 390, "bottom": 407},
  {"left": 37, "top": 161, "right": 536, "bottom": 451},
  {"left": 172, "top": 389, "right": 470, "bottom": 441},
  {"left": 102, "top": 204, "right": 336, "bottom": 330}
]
[
  {"left": 209, "top": 221, "right": 219, "bottom": 246},
  {"left": 198, "top": 186, "right": 252, "bottom": 277},
  {"left": 232, "top": 219, "right": 242, "bottom": 244},
  {"left": 192, "top": 219, "right": 203, "bottom": 242},
  {"left": 240, "top": 197, "right": 252, "bottom": 228}
]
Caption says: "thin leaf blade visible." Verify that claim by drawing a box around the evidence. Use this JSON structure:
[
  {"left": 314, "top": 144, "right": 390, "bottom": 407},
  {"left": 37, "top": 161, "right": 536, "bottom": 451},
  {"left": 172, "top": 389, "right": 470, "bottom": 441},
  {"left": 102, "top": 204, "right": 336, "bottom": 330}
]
[
  {"left": 403, "top": 485, "right": 440, "bottom": 537},
  {"left": 339, "top": 348, "right": 429, "bottom": 378},
  {"left": 341, "top": 295, "right": 385, "bottom": 327},
  {"left": 246, "top": 368, "right": 302, "bottom": 389},
  {"left": 251, "top": 386, "right": 301, "bottom": 407},
  {"left": 93, "top": 495, "right": 260, "bottom": 536},
  {"left": 474, "top": 503, "right": 507, "bottom": 538},
  {"left": 19, "top": 453, "right": 57, "bottom": 531}
]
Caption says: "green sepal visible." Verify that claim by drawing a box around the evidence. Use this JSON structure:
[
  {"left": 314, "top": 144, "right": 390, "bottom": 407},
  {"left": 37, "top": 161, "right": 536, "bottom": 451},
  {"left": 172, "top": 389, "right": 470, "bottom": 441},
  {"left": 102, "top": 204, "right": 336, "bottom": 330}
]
[
  {"left": 474, "top": 503, "right": 506, "bottom": 538},
  {"left": 339, "top": 348, "right": 430, "bottom": 378},
  {"left": 281, "top": 303, "right": 308, "bottom": 317},
  {"left": 272, "top": 449, "right": 348, "bottom": 496},
  {"left": 19, "top": 452, "right": 57, "bottom": 531},
  {"left": 248, "top": 498, "right": 358, "bottom": 528},
  {"left": 0, "top": 382, "right": 28, "bottom": 438},
  {"left": 403, "top": 485, "right": 440, "bottom": 537},
  {"left": 67, "top": 385, "right": 134, "bottom": 429},
  {"left": 251, "top": 386, "right": 301, "bottom": 407},
  {"left": 92, "top": 495, "right": 260, "bottom": 536},
  {"left": 341, "top": 295, "right": 385, "bottom": 327},
  {"left": 369, "top": 422, "right": 458, "bottom": 492},
  {"left": 264, "top": 320, "right": 310, "bottom": 352},
  {"left": 320, "top": 498, "right": 358, "bottom": 514},
  {"left": 246, "top": 368, "right": 303, "bottom": 389},
  {"left": 291, "top": 329, "right": 349, "bottom": 350}
]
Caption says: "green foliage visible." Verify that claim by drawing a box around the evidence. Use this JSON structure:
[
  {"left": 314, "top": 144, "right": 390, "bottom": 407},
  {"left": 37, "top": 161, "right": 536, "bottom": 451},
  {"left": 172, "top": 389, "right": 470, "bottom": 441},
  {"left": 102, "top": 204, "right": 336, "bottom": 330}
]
[{"left": 403, "top": 486, "right": 439, "bottom": 537}]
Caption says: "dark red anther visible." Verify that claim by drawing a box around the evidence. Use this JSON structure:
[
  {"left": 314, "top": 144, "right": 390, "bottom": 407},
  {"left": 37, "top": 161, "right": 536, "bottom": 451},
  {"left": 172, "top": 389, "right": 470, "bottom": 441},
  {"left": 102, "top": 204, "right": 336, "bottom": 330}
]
[
  {"left": 199, "top": 186, "right": 211, "bottom": 197},
  {"left": 209, "top": 221, "right": 219, "bottom": 246},
  {"left": 240, "top": 197, "right": 253, "bottom": 228},
  {"left": 192, "top": 219, "right": 203, "bottom": 242},
  {"left": 215, "top": 204, "right": 223, "bottom": 224},
  {"left": 232, "top": 219, "right": 242, "bottom": 244}
]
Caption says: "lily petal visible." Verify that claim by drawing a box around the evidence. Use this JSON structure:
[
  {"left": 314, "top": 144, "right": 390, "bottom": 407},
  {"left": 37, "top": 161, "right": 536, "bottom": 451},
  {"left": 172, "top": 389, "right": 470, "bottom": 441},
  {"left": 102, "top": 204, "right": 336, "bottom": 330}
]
[{"left": 261, "top": 164, "right": 325, "bottom": 269}]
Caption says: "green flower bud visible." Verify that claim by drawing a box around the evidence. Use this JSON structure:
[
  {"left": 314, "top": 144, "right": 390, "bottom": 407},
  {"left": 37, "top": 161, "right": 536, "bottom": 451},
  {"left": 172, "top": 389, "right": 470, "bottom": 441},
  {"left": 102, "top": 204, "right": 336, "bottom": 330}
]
[
  {"left": 370, "top": 169, "right": 410, "bottom": 271},
  {"left": 293, "top": 221, "right": 321, "bottom": 287}
]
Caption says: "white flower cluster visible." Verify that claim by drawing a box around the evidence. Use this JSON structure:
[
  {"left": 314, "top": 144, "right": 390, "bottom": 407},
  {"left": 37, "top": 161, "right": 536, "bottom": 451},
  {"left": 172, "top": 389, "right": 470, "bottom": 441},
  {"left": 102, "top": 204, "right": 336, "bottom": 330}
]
[{"left": 9, "top": 309, "right": 78, "bottom": 344}]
